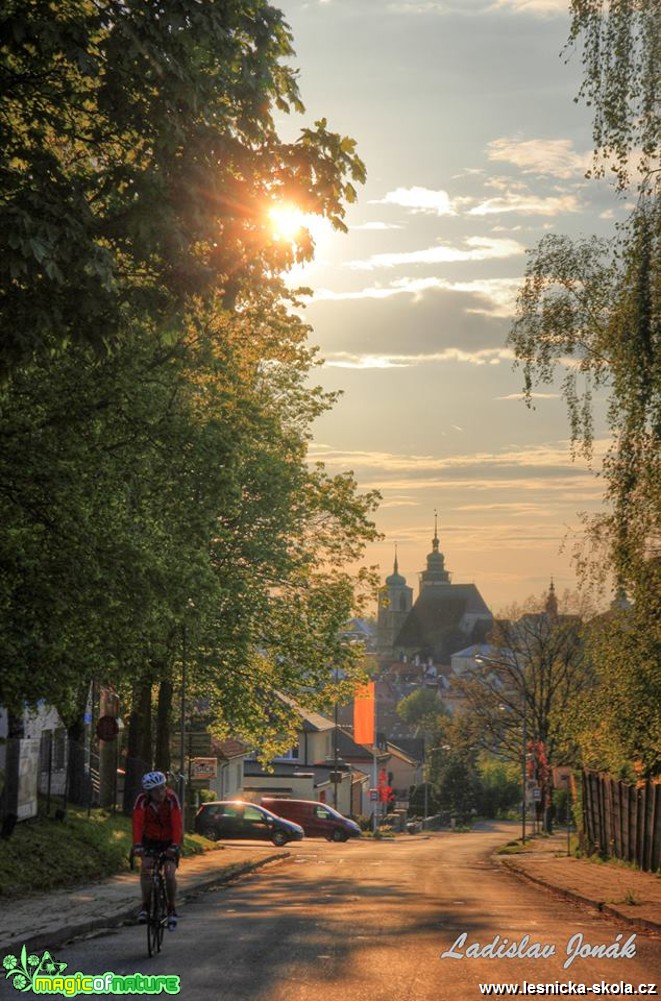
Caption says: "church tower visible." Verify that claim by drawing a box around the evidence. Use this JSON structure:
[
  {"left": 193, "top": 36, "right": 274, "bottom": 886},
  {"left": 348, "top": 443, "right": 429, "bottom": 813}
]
[
  {"left": 420, "top": 512, "right": 451, "bottom": 591},
  {"left": 544, "top": 577, "right": 558, "bottom": 620},
  {"left": 377, "top": 546, "right": 413, "bottom": 659}
]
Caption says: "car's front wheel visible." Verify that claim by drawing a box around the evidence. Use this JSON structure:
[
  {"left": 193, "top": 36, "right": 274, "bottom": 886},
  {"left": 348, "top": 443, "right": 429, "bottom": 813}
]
[
  {"left": 271, "top": 829, "right": 288, "bottom": 847},
  {"left": 331, "top": 829, "right": 347, "bottom": 842}
]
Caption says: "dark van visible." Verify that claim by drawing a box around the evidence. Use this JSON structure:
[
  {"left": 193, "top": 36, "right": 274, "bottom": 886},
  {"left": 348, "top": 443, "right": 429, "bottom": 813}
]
[{"left": 261, "top": 798, "right": 361, "bottom": 842}]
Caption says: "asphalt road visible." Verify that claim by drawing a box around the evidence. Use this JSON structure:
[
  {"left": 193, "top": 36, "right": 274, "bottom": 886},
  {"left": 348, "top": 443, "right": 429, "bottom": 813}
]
[{"left": 10, "top": 823, "right": 660, "bottom": 1001}]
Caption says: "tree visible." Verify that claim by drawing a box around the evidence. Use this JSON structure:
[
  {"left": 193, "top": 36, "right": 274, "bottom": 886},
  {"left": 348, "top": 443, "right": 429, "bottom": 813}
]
[
  {"left": 509, "top": 198, "right": 661, "bottom": 594},
  {"left": 396, "top": 687, "right": 450, "bottom": 744},
  {"left": 0, "top": 0, "right": 377, "bottom": 817},
  {"left": 0, "top": 290, "right": 380, "bottom": 780},
  {"left": 454, "top": 593, "right": 592, "bottom": 830},
  {"left": 507, "top": 3, "right": 661, "bottom": 781},
  {"left": 0, "top": 0, "right": 365, "bottom": 374},
  {"left": 567, "top": 0, "right": 660, "bottom": 190},
  {"left": 567, "top": 565, "right": 661, "bottom": 779}
]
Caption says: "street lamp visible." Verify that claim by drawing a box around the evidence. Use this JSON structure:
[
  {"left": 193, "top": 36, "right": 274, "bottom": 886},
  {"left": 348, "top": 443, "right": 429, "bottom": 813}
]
[
  {"left": 423, "top": 745, "right": 450, "bottom": 824},
  {"left": 521, "top": 694, "right": 527, "bottom": 844}
]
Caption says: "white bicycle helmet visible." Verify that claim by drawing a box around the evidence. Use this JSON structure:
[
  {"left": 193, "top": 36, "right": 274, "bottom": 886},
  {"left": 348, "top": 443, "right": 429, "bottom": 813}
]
[{"left": 142, "top": 770, "right": 167, "bottom": 791}]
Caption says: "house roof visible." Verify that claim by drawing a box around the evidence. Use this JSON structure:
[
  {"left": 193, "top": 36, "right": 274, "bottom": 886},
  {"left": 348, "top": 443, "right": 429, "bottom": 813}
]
[
  {"left": 211, "top": 737, "right": 249, "bottom": 760},
  {"left": 276, "top": 692, "right": 335, "bottom": 732},
  {"left": 386, "top": 742, "right": 418, "bottom": 766},
  {"left": 336, "top": 727, "right": 389, "bottom": 762}
]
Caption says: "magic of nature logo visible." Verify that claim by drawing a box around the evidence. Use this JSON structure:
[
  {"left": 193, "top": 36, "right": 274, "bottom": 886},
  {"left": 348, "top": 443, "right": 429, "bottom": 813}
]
[{"left": 3, "top": 945, "right": 180, "bottom": 995}]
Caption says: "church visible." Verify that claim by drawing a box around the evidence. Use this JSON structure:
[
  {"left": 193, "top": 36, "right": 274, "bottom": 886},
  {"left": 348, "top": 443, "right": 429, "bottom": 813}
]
[{"left": 376, "top": 518, "right": 493, "bottom": 667}]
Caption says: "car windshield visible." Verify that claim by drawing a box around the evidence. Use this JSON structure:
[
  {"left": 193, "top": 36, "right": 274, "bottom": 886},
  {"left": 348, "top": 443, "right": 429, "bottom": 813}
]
[{"left": 318, "top": 804, "right": 343, "bottom": 819}]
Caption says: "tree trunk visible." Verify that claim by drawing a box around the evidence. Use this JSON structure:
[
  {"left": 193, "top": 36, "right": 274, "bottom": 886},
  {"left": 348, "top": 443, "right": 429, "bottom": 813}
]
[
  {"left": 0, "top": 711, "right": 24, "bottom": 836},
  {"left": 155, "top": 678, "right": 173, "bottom": 775},
  {"left": 122, "top": 680, "right": 153, "bottom": 815},
  {"left": 65, "top": 683, "right": 92, "bottom": 808}
]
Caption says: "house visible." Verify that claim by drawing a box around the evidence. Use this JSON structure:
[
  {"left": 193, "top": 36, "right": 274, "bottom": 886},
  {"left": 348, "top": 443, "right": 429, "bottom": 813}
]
[
  {"left": 209, "top": 737, "right": 249, "bottom": 800},
  {"left": 386, "top": 741, "right": 423, "bottom": 805},
  {"left": 241, "top": 698, "right": 362, "bottom": 816}
]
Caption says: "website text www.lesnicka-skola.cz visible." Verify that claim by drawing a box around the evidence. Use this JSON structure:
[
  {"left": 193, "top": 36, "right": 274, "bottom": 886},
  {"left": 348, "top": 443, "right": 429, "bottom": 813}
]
[{"left": 478, "top": 982, "right": 658, "bottom": 996}]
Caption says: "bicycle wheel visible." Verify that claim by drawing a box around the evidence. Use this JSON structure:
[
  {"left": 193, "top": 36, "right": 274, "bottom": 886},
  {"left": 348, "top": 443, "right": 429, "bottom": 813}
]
[{"left": 147, "top": 876, "right": 167, "bottom": 956}]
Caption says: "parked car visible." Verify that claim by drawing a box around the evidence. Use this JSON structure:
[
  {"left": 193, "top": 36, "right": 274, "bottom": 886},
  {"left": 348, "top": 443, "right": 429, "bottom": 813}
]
[
  {"left": 260, "top": 798, "right": 361, "bottom": 842},
  {"left": 194, "top": 800, "right": 305, "bottom": 847}
]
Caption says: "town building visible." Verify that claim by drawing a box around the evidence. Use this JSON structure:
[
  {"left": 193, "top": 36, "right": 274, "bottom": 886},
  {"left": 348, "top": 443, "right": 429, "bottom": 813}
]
[{"left": 377, "top": 518, "right": 494, "bottom": 667}]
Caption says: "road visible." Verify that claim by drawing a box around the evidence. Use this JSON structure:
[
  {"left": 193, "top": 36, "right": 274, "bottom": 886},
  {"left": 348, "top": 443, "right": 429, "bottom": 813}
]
[{"left": 10, "top": 823, "right": 661, "bottom": 1001}]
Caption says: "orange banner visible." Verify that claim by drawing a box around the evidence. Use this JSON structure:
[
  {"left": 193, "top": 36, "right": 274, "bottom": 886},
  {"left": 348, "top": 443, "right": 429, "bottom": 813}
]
[{"left": 353, "top": 681, "right": 375, "bottom": 745}]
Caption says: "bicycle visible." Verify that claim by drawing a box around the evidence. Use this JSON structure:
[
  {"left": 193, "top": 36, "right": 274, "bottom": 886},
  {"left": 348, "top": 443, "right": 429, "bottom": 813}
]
[{"left": 131, "top": 848, "right": 173, "bottom": 957}]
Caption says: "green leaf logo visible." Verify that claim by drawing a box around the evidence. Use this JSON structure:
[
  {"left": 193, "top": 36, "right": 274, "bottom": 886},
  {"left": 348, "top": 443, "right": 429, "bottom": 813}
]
[{"left": 3, "top": 946, "right": 68, "bottom": 991}]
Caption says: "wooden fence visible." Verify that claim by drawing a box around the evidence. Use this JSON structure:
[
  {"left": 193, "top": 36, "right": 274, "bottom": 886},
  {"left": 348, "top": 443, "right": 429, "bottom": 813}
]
[{"left": 582, "top": 769, "right": 661, "bottom": 872}]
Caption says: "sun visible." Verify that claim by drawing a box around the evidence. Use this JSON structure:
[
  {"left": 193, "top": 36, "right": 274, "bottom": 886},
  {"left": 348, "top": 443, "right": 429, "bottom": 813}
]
[{"left": 268, "top": 204, "right": 308, "bottom": 242}]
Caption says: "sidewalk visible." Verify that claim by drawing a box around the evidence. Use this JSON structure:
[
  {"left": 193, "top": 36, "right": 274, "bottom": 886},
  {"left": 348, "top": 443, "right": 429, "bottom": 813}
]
[
  {"left": 500, "top": 831, "right": 661, "bottom": 934},
  {"left": 0, "top": 844, "right": 285, "bottom": 956}
]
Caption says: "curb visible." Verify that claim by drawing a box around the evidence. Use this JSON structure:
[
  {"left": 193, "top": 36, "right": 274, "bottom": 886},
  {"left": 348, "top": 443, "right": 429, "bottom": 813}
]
[
  {"left": 500, "top": 858, "right": 661, "bottom": 936},
  {"left": 0, "top": 853, "right": 287, "bottom": 956}
]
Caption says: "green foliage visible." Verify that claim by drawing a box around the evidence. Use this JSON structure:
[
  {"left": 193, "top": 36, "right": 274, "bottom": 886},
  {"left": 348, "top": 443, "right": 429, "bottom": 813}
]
[
  {"left": 0, "top": 299, "right": 379, "bottom": 746},
  {"left": 396, "top": 687, "right": 449, "bottom": 744},
  {"left": 568, "top": 585, "right": 661, "bottom": 777},
  {"left": 0, "top": 808, "right": 130, "bottom": 897},
  {"left": 0, "top": 1, "right": 377, "bottom": 755},
  {"left": 435, "top": 751, "right": 480, "bottom": 820},
  {"left": 0, "top": 806, "right": 210, "bottom": 898},
  {"left": 475, "top": 756, "right": 521, "bottom": 820},
  {"left": 0, "top": 0, "right": 366, "bottom": 374},
  {"left": 508, "top": 4, "right": 660, "bottom": 778},
  {"left": 567, "top": 0, "right": 660, "bottom": 189}
]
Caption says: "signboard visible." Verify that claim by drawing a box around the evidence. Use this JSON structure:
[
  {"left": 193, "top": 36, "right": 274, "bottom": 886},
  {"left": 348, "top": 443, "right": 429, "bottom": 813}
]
[
  {"left": 96, "top": 715, "right": 119, "bottom": 742},
  {"left": 190, "top": 757, "right": 218, "bottom": 781},
  {"left": 17, "top": 738, "right": 40, "bottom": 821},
  {"left": 171, "top": 732, "right": 212, "bottom": 757},
  {"left": 369, "top": 788, "right": 379, "bottom": 802}
]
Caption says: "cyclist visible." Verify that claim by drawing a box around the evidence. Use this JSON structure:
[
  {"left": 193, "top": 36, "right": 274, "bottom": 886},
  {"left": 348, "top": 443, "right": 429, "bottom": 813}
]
[{"left": 132, "top": 771, "right": 183, "bottom": 930}]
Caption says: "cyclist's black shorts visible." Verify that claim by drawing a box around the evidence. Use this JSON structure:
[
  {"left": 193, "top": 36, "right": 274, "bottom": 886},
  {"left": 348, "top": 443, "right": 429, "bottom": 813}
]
[{"left": 141, "top": 838, "right": 179, "bottom": 867}]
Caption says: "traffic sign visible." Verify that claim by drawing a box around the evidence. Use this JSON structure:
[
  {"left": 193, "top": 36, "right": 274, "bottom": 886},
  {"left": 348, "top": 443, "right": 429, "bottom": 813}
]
[{"left": 96, "top": 715, "right": 119, "bottom": 741}]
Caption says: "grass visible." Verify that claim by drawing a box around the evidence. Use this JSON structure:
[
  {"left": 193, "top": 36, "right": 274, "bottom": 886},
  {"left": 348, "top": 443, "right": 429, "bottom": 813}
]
[{"left": 0, "top": 806, "right": 212, "bottom": 899}]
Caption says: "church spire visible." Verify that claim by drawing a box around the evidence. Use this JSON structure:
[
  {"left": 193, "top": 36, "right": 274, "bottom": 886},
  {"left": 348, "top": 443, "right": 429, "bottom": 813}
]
[
  {"left": 393, "top": 543, "right": 399, "bottom": 576},
  {"left": 421, "top": 509, "right": 450, "bottom": 588},
  {"left": 545, "top": 577, "right": 558, "bottom": 619}
]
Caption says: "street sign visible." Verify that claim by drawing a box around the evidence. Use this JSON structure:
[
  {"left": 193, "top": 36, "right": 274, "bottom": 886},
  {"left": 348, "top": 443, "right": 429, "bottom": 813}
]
[
  {"left": 190, "top": 757, "right": 217, "bottom": 781},
  {"left": 532, "top": 787, "right": 542, "bottom": 802},
  {"left": 369, "top": 788, "right": 379, "bottom": 801},
  {"left": 96, "top": 715, "right": 119, "bottom": 742}
]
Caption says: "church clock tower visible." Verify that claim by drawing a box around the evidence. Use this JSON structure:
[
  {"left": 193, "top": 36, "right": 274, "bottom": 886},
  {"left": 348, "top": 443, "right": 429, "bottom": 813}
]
[{"left": 377, "top": 547, "right": 413, "bottom": 660}]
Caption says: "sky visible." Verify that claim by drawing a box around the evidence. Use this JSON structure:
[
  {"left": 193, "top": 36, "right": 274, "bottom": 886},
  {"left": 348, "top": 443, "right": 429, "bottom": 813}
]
[{"left": 274, "top": 0, "right": 628, "bottom": 615}]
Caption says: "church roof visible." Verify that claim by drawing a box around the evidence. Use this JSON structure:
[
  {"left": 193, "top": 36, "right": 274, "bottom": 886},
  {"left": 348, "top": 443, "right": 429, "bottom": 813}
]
[{"left": 394, "top": 583, "right": 492, "bottom": 663}]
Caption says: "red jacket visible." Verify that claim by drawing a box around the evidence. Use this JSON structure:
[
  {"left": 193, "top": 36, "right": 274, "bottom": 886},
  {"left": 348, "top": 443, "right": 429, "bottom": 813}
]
[{"left": 132, "top": 788, "right": 183, "bottom": 846}]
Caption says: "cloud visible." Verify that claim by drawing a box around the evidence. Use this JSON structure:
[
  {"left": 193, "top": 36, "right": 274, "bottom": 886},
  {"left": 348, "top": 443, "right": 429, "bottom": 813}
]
[
  {"left": 497, "top": 391, "right": 561, "bottom": 400},
  {"left": 371, "top": 186, "right": 457, "bottom": 216},
  {"left": 386, "top": 0, "right": 566, "bottom": 12},
  {"left": 346, "top": 236, "right": 525, "bottom": 269},
  {"left": 323, "top": 347, "right": 514, "bottom": 368},
  {"left": 489, "top": 0, "right": 568, "bottom": 12},
  {"left": 469, "top": 192, "right": 581, "bottom": 216},
  {"left": 309, "top": 440, "right": 609, "bottom": 478},
  {"left": 487, "top": 137, "right": 591, "bottom": 178},
  {"left": 351, "top": 221, "right": 404, "bottom": 231},
  {"left": 312, "top": 276, "right": 520, "bottom": 316}
]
